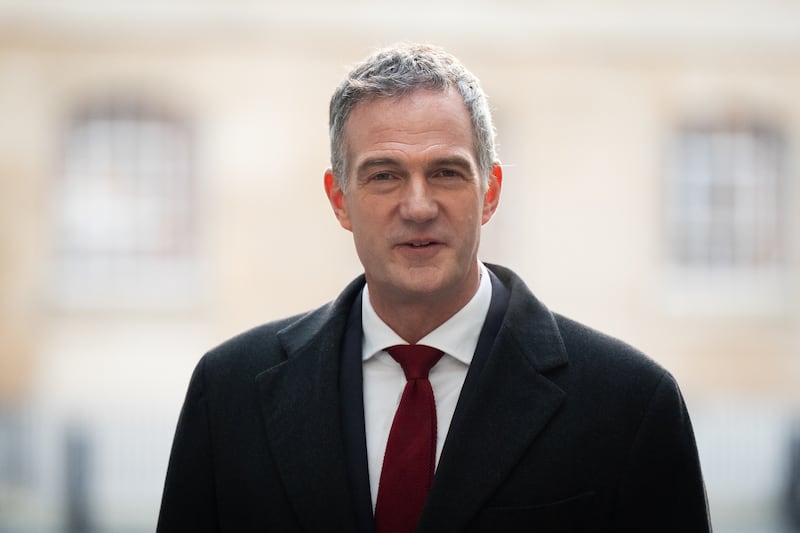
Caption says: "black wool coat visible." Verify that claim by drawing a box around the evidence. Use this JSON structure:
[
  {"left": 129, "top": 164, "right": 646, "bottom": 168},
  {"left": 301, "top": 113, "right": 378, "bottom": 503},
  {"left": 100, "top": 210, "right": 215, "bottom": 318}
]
[{"left": 157, "top": 264, "right": 711, "bottom": 532}]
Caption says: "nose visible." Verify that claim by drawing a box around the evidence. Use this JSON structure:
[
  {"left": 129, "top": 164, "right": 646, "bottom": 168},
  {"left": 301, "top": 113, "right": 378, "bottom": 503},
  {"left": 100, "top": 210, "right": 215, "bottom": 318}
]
[{"left": 399, "top": 175, "right": 438, "bottom": 222}]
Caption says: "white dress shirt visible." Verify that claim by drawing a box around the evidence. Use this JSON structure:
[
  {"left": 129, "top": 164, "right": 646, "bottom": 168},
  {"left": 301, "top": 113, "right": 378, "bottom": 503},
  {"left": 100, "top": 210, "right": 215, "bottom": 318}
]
[{"left": 361, "top": 262, "right": 492, "bottom": 509}]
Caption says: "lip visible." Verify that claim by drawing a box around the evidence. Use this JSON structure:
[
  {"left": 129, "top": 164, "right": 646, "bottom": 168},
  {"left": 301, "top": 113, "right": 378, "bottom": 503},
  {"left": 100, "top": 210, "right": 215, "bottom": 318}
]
[
  {"left": 397, "top": 236, "right": 443, "bottom": 247},
  {"left": 395, "top": 239, "right": 444, "bottom": 259}
]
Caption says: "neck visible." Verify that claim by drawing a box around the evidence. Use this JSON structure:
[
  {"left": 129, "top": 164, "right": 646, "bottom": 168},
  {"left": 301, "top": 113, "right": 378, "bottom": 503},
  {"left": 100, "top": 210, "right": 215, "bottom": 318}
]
[{"left": 368, "top": 265, "right": 481, "bottom": 344}]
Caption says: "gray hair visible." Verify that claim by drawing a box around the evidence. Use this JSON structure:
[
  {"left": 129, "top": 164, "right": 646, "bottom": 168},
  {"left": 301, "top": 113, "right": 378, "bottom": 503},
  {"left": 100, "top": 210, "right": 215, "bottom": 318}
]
[{"left": 328, "top": 43, "right": 497, "bottom": 190}]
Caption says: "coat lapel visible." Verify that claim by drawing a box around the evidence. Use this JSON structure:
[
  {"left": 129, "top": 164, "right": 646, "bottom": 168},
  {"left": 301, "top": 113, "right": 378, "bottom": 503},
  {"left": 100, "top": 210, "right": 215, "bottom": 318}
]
[
  {"left": 418, "top": 265, "right": 569, "bottom": 532},
  {"left": 254, "top": 276, "right": 366, "bottom": 532},
  {"left": 251, "top": 266, "right": 568, "bottom": 532}
]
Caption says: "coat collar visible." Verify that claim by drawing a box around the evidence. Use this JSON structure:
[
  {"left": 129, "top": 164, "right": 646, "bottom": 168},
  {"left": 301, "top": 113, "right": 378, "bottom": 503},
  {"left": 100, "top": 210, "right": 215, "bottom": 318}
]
[
  {"left": 419, "top": 265, "right": 569, "bottom": 532},
  {"left": 254, "top": 275, "right": 366, "bottom": 532},
  {"left": 253, "top": 266, "right": 569, "bottom": 532}
]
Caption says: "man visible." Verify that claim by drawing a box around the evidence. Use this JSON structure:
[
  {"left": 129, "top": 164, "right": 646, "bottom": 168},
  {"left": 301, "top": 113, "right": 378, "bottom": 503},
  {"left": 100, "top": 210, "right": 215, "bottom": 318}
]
[{"left": 158, "top": 44, "right": 711, "bottom": 532}]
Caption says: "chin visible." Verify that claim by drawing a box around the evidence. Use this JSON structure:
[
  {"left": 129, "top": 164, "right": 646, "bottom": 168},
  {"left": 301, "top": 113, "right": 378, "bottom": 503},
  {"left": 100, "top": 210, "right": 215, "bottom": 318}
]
[{"left": 399, "top": 273, "right": 453, "bottom": 298}]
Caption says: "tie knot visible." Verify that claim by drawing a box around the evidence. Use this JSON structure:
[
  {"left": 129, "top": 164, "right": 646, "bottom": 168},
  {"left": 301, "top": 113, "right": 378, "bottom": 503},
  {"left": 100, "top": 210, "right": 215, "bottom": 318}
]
[{"left": 386, "top": 345, "right": 444, "bottom": 381}]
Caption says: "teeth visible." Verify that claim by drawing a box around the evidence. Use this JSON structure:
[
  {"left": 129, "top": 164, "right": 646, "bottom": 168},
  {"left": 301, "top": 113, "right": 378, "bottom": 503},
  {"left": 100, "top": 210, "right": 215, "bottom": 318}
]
[{"left": 411, "top": 242, "right": 431, "bottom": 247}]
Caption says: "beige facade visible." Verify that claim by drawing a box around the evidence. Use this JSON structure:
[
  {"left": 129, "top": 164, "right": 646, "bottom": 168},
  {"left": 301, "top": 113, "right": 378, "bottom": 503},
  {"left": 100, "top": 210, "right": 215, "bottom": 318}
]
[{"left": 1, "top": 2, "right": 799, "bottom": 531}]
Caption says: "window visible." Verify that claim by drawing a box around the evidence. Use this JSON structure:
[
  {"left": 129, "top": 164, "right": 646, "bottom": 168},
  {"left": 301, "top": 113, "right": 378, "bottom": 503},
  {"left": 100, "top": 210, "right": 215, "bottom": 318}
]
[
  {"left": 52, "top": 98, "right": 199, "bottom": 308},
  {"left": 664, "top": 122, "right": 789, "bottom": 312}
]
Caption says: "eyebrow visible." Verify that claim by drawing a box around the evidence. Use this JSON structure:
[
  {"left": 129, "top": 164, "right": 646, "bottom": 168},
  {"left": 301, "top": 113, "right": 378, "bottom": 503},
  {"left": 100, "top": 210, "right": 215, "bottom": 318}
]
[
  {"left": 355, "top": 155, "right": 476, "bottom": 176},
  {"left": 427, "top": 156, "right": 475, "bottom": 172},
  {"left": 355, "top": 157, "right": 401, "bottom": 176}
]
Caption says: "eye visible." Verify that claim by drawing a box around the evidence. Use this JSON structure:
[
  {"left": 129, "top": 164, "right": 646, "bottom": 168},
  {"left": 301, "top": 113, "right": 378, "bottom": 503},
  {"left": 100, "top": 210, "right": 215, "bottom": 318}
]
[
  {"left": 434, "top": 168, "right": 462, "bottom": 179},
  {"left": 371, "top": 172, "right": 395, "bottom": 181}
]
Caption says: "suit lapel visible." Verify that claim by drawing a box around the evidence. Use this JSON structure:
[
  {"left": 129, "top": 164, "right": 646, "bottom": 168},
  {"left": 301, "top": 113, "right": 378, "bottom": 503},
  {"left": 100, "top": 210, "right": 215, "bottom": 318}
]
[
  {"left": 254, "top": 277, "right": 365, "bottom": 532},
  {"left": 418, "top": 265, "right": 569, "bottom": 532},
  {"left": 339, "top": 290, "right": 375, "bottom": 533}
]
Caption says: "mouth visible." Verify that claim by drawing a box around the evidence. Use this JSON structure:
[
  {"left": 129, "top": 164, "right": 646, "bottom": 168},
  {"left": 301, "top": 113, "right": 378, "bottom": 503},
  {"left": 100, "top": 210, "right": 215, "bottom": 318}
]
[
  {"left": 402, "top": 239, "right": 442, "bottom": 248},
  {"left": 395, "top": 239, "right": 444, "bottom": 260}
]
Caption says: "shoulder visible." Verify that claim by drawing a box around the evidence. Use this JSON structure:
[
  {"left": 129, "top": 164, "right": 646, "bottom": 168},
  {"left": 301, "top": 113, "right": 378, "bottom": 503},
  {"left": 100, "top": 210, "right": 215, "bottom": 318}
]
[
  {"left": 200, "top": 273, "right": 367, "bottom": 376},
  {"left": 185, "top": 310, "right": 319, "bottom": 397},
  {"left": 489, "top": 263, "right": 674, "bottom": 399},
  {"left": 489, "top": 263, "right": 667, "bottom": 379},
  {"left": 550, "top": 312, "right": 685, "bottom": 430},
  {"left": 204, "top": 312, "right": 308, "bottom": 369},
  {"left": 553, "top": 313, "right": 664, "bottom": 377}
]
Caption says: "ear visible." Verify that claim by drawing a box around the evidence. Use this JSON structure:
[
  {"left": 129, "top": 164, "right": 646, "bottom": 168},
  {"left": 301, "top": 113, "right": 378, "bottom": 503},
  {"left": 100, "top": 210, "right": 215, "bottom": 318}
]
[
  {"left": 481, "top": 163, "right": 503, "bottom": 225},
  {"left": 324, "top": 169, "right": 352, "bottom": 231}
]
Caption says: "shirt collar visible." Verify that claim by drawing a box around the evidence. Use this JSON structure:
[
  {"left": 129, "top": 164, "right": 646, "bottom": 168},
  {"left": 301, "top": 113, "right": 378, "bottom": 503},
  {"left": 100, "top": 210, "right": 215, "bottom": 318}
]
[{"left": 361, "top": 262, "right": 492, "bottom": 365}]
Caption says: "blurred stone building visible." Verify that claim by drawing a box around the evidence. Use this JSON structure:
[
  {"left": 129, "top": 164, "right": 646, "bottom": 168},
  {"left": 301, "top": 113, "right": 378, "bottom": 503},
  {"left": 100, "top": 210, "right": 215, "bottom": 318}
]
[{"left": 1, "top": 2, "right": 799, "bottom": 531}]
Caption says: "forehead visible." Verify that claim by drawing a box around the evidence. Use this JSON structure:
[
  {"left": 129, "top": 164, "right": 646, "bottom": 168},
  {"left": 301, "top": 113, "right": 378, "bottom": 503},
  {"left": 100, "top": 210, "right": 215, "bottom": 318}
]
[{"left": 342, "top": 88, "right": 476, "bottom": 165}]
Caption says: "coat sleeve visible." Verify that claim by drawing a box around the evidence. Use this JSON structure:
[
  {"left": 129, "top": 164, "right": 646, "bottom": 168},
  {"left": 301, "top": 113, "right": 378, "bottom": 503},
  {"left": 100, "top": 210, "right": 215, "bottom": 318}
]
[
  {"left": 613, "top": 372, "right": 711, "bottom": 532},
  {"left": 157, "top": 356, "right": 220, "bottom": 533}
]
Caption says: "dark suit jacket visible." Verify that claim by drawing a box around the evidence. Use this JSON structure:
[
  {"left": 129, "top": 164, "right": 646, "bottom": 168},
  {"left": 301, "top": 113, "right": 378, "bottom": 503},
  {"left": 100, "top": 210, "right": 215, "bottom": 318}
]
[{"left": 157, "top": 264, "right": 711, "bottom": 532}]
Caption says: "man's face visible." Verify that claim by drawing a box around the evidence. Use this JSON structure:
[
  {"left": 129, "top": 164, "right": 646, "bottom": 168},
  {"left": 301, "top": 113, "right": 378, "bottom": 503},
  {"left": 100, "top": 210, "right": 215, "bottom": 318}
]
[{"left": 325, "top": 88, "right": 501, "bottom": 308}]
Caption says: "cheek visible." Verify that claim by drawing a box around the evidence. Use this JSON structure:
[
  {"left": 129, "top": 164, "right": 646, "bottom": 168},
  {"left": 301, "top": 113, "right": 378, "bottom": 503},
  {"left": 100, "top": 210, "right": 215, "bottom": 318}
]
[
  {"left": 348, "top": 207, "right": 382, "bottom": 246},
  {"left": 349, "top": 197, "right": 391, "bottom": 227}
]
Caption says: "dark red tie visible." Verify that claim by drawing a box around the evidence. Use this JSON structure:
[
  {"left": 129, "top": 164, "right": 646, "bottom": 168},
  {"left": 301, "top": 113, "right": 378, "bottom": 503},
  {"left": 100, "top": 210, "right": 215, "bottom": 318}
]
[{"left": 374, "top": 344, "right": 444, "bottom": 533}]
